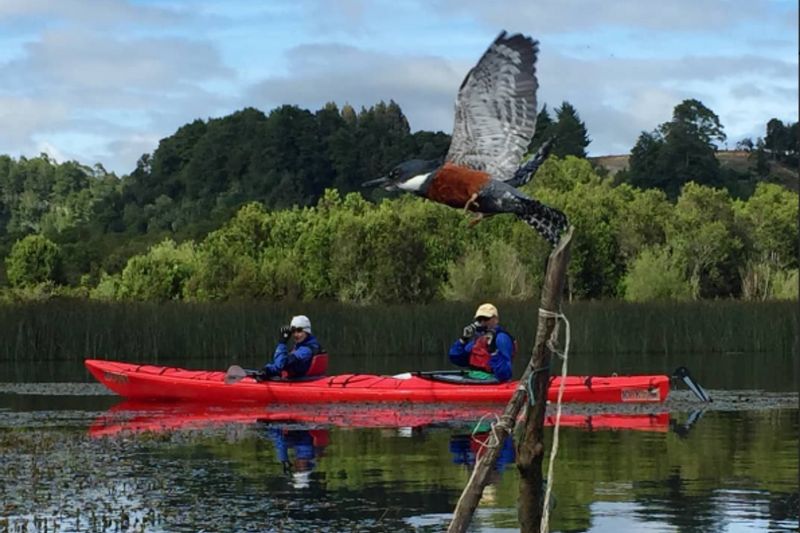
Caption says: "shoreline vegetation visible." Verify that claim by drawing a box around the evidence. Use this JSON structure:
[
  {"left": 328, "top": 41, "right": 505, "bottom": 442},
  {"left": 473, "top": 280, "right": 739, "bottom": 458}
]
[
  {"left": 1, "top": 100, "right": 797, "bottom": 305},
  {"left": 2, "top": 299, "right": 796, "bottom": 363},
  {"left": 3, "top": 164, "right": 798, "bottom": 305}
]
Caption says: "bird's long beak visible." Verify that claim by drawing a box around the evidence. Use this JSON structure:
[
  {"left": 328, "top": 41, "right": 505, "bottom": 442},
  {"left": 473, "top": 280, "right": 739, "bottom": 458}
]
[{"left": 361, "top": 176, "right": 391, "bottom": 188}]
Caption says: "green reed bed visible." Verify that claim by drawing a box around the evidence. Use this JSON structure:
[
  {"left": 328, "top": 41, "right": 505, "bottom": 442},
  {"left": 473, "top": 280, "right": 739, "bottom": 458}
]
[
  {"left": 559, "top": 300, "right": 799, "bottom": 356},
  {"left": 0, "top": 299, "right": 797, "bottom": 363}
]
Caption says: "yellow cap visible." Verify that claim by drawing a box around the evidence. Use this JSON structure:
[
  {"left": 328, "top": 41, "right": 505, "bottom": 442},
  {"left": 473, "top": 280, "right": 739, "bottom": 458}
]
[{"left": 474, "top": 303, "right": 498, "bottom": 319}]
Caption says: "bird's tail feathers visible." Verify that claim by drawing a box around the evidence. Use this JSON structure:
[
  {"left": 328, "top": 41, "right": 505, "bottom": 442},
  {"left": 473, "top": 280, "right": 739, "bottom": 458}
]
[{"left": 516, "top": 197, "right": 568, "bottom": 246}]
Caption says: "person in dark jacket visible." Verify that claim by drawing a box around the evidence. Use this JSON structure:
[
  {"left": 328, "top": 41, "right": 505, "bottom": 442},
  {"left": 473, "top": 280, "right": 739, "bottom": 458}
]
[
  {"left": 258, "top": 315, "right": 323, "bottom": 379},
  {"left": 448, "top": 303, "right": 515, "bottom": 382}
]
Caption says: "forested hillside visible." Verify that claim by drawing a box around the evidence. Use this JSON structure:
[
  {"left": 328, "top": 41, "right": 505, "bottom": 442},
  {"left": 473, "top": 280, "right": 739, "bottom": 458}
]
[{"left": 1, "top": 98, "right": 797, "bottom": 302}]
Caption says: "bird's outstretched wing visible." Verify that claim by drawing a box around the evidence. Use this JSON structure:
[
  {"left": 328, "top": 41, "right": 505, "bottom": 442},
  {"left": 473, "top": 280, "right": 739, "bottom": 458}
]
[{"left": 446, "top": 31, "right": 539, "bottom": 181}]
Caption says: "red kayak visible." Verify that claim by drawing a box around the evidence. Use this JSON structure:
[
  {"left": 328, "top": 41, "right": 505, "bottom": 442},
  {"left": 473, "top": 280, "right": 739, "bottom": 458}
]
[
  {"left": 85, "top": 359, "right": 671, "bottom": 404},
  {"left": 89, "top": 401, "right": 670, "bottom": 437}
]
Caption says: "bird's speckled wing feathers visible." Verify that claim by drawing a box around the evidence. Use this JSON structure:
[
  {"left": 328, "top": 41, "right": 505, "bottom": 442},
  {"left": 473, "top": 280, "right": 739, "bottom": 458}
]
[{"left": 445, "top": 31, "right": 539, "bottom": 181}]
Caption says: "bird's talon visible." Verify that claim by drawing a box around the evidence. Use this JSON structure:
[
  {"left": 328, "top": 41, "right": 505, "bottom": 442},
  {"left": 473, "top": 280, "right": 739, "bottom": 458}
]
[{"left": 463, "top": 193, "right": 479, "bottom": 214}]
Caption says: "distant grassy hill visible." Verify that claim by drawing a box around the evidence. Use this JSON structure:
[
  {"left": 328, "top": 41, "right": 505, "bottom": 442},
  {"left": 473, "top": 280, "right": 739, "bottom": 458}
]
[{"left": 590, "top": 150, "right": 799, "bottom": 192}]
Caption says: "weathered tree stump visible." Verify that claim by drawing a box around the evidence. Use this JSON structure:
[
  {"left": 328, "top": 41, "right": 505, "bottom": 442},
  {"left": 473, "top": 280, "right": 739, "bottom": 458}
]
[{"left": 447, "top": 227, "right": 574, "bottom": 533}]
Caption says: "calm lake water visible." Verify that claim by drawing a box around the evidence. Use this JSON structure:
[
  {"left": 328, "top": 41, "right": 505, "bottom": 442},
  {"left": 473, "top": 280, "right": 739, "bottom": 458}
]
[{"left": 1, "top": 353, "right": 798, "bottom": 532}]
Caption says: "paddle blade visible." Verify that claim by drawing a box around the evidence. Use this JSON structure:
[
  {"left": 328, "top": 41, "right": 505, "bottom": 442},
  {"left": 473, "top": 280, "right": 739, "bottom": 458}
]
[
  {"left": 225, "top": 365, "right": 250, "bottom": 385},
  {"left": 673, "top": 366, "right": 712, "bottom": 402},
  {"left": 670, "top": 408, "right": 706, "bottom": 439}
]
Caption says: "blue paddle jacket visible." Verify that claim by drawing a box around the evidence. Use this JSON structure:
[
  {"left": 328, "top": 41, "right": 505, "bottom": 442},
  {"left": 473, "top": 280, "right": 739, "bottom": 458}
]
[
  {"left": 268, "top": 428, "right": 316, "bottom": 464},
  {"left": 263, "top": 334, "right": 321, "bottom": 378},
  {"left": 448, "top": 325, "right": 514, "bottom": 382}
]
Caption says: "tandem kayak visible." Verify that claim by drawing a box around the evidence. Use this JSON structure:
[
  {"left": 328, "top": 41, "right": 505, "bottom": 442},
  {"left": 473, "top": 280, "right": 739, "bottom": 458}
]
[
  {"left": 85, "top": 359, "right": 672, "bottom": 404},
  {"left": 88, "top": 401, "right": 671, "bottom": 437}
]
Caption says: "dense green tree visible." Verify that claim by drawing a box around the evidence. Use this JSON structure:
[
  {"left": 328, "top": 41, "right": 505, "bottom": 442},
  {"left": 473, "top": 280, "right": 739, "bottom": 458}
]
[
  {"left": 666, "top": 183, "right": 744, "bottom": 298},
  {"left": 444, "top": 241, "right": 536, "bottom": 301},
  {"left": 736, "top": 183, "right": 798, "bottom": 269},
  {"left": 764, "top": 118, "right": 798, "bottom": 166},
  {"left": 750, "top": 138, "right": 770, "bottom": 177},
  {"left": 609, "top": 185, "right": 672, "bottom": 265},
  {"left": 622, "top": 246, "right": 692, "bottom": 302},
  {"left": 627, "top": 131, "right": 666, "bottom": 187},
  {"left": 765, "top": 119, "right": 788, "bottom": 160},
  {"left": 527, "top": 105, "right": 555, "bottom": 153},
  {"left": 670, "top": 99, "right": 727, "bottom": 147},
  {"left": 124, "top": 119, "right": 207, "bottom": 208},
  {"left": 5, "top": 234, "right": 63, "bottom": 288},
  {"left": 117, "top": 239, "right": 197, "bottom": 301},
  {"left": 551, "top": 102, "right": 590, "bottom": 158},
  {"left": 530, "top": 157, "right": 626, "bottom": 298},
  {"left": 626, "top": 99, "right": 726, "bottom": 198},
  {"left": 734, "top": 183, "right": 799, "bottom": 300},
  {"left": 184, "top": 202, "right": 277, "bottom": 300}
]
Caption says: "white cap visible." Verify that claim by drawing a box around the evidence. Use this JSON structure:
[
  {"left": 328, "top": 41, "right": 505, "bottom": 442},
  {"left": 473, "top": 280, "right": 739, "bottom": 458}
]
[
  {"left": 474, "top": 303, "right": 498, "bottom": 319},
  {"left": 290, "top": 315, "right": 312, "bottom": 333}
]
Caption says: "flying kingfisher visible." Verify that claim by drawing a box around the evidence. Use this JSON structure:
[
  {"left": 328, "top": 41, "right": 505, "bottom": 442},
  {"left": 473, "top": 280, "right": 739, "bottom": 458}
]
[{"left": 362, "top": 31, "right": 568, "bottom": 245}]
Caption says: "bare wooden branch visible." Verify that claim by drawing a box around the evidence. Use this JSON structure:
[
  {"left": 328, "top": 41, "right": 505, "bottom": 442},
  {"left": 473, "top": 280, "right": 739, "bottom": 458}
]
[
  {"left": 447, "top": 227, "right": 574, "bottom": 533},
  {"left": 517, "top": 226, "right": 573, "bottom": 532}
]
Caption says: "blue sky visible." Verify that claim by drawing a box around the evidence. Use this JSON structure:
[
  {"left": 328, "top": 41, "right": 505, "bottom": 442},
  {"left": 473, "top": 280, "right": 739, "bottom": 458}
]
[{"left": 0, "top": 0, "right": 796, "bottom": 175}]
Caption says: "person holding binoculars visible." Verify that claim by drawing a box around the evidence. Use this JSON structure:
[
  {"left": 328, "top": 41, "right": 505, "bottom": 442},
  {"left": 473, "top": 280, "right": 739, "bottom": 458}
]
[
  {"left": 448, "top": 303, "right": 516, "bottom": 382},
  {"left": 257, "top": 315, "right": 327, "bottom": 380}
]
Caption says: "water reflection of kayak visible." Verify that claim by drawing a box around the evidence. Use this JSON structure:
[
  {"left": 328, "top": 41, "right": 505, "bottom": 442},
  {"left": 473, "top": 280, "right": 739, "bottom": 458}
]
[
  {"left": 88, "top": 401, "right": 671, "bottom": 438},
  {"left": 85, "top": 359, "right": 672, "bottom": 404}
]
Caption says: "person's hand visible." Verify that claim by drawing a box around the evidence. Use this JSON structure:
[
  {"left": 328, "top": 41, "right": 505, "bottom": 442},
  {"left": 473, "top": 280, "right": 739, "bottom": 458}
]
[
  {"left": 279, "top": 326, "right": 291, "bottom": 343},
  {"left": 461, "top": 322, "right": 478, "bottom": 342}
]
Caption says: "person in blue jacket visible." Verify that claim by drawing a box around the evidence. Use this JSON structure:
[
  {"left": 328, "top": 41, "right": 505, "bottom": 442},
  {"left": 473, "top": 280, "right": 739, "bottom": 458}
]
[
  {"left": 263, "top": 425, "right": 329, "bottom": 489},
  {"left": 448, "top": 303, "right": 515, "bottom": 382},
  {"left": 258, "top": 315, "right": 323, "bottom": 379}
]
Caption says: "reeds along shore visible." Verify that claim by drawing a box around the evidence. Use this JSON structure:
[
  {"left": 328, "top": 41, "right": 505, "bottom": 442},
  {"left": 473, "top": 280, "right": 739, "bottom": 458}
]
[{"left": 2, "top": 299, "right": 796, "bottom": 363}]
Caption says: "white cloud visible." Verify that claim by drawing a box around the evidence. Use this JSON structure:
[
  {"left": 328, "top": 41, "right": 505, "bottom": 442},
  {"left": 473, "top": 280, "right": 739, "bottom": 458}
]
[
  {"left": 0, "top": 0, "right": 795, "bottom": 172},
  {"left": 246, "top": 44, "right": 463, "bottom": 132},
  {"left": 0, "top": 96, "right": 70, "bottom": 148},
  {"left": 34, "top": 141, "right": 66, "bottom": 163},
  {"left": 2, "top": 29, "right": 233, "bottom": 98},
  {"left": 0, "top": 0, "right": 182, "bottom": 27},
  {"left": 0, "top": 18, "right": 237, "bottom": 172},
  {"left": 430, "top": 0, "right": 788, "bottom": 33}
]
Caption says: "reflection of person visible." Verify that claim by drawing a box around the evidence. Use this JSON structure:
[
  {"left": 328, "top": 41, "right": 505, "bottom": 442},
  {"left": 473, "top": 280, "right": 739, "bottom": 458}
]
[
  {"left": 267, "top": 427, "right": 329, "bottom": 489},
  {"left": 449, "top": 432, "right": 515, "bottom": 474},
  {"left": 258, "top": 315, "right": 325, "bottom": 379},
  {"left": 448, "top": 303, "right": 515, "bottom": 382}
]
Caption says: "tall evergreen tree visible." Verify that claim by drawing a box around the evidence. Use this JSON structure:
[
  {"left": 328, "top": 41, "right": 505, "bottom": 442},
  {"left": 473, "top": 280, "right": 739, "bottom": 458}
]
[
  {"left": 751, "top": 138, "right": 770, "bottom": 177},
  {"left": 527, "top": 105, "right": 555, "bottom": 153},
  {"left": 764, "top": 118, "right": 798, "bottom": 165},
  {"left": 765, "top": 118, "right": 788, "bottom": 160},
  {"left": 551, "top": 101, "right": 590, "bottom": 158}
]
